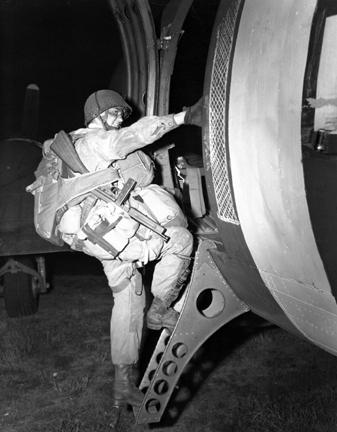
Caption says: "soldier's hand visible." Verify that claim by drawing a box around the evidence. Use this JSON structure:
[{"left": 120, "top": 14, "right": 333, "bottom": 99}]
[{"left": 183, "top": 97, "right": 204, "bottom": 127}]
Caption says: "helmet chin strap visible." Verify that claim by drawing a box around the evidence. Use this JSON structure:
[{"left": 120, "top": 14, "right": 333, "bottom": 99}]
[{"left": 99, "top": 114, "right": 122, "bottom": 131}]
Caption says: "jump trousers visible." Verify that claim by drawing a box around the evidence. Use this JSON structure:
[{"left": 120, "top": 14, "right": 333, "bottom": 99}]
[{"left": 101, "top": 226, "right": 193, "bottom": 364}]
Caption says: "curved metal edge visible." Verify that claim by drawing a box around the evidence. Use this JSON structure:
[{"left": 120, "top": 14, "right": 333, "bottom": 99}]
[
  {"left": 157, "top": 0, "right": 194, "bottom": 115},
  {"left": 108, "top": 0, "right": 158, "bottom": 116},
  {"left": 136, "top": 0, "right": 159, "bottom": 116},
  {"left": 108, "top": 0, "right": 133, "bottom": 99},
  {"left": 126, "top": 0, "right": 147, "bottom": 115},
  {"left": 152, "top": 0, "right": 194, "bottom": 192},
  {"left": 202, "top": 0, "right": 244, "bottom": 219}
]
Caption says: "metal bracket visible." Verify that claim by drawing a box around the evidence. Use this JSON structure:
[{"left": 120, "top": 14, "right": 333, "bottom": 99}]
[
  {"left": 134, "top": 238, "right": 249, "bottom": 424},
  {"left": 312, "top": 129, "right": 337, "bottom": 154}
]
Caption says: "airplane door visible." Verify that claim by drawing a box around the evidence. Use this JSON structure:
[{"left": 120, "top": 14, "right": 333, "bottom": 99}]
[
  {"left": 108, "top": 0, "right": 159, "bottom": 116},
  {"left": 203, "top": 0, "right": 337, "bottom": 355}
]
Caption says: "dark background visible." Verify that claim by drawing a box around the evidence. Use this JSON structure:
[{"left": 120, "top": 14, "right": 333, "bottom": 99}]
[
  {"left": 0, "top": 0, "right": 218, "bottom": 143},
  {"left": 0, "top": 0, "right": 123, "bottom": 139},
  {"left": 0, "top": 0, "right": 219, "bottom": 258}
]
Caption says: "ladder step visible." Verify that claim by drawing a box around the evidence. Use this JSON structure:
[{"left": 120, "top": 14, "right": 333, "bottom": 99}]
[{"left": 134, "top": 239, "right": 249, "bottom": 424}]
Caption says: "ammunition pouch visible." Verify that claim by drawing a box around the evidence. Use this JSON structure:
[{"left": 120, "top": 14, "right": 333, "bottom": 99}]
[{"left": 80, "top": 201, "right": 140, "bottom": 259}]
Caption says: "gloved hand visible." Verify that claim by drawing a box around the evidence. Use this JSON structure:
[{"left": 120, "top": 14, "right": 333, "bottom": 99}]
[{"left": 183, "top": 97, "right": 204, "bottom": 127}]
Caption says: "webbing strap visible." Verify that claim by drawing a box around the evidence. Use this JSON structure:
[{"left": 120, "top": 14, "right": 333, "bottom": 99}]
[
  {"left": 56, "top": 167, "right": 119, "bottom": 210},
  {"left": 80, "top": 195, "right": 98, "bottom": 225}
]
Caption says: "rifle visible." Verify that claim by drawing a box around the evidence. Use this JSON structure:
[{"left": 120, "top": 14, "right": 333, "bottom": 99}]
[{"left": 51, "top": 130, "right": 169, "bottom": 244}]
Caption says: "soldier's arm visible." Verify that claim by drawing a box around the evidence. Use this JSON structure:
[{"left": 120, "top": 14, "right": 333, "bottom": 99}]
[
  {"left": 103, "top": 97, "right": 203, "bottom": 159},
  {"left": 80, "top": 113, "right": 187, "bottom": 163}
]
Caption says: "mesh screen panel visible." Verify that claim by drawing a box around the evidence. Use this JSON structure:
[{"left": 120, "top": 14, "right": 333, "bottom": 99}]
[{"left": 209, "top": 0, "right": 241, "bottom": 224}]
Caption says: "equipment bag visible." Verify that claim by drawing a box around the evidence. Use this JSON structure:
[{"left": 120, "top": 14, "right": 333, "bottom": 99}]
[{"left": 26, "top": 140, "right": 119, "bottom": 246}]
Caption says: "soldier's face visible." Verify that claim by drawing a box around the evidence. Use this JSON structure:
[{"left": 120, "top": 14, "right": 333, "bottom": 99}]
[{"left": 101, "top": 108, "right": 124, "bottom": 130}]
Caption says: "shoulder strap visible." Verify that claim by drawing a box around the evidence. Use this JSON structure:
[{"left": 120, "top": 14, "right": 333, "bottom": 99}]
[{"left": 80, "top": 195, "right": 98, "bottom": 225}]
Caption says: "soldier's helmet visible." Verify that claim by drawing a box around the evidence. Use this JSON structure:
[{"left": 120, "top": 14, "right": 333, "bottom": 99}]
[{"left": 84, "top": 89, "right": 132, "bottom": 126}]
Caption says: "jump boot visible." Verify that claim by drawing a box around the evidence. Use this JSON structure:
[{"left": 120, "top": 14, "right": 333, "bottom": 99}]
[
  {"left": 112, "top": 364, "right": 144, "bottom": 408},
  {"left": 146, "top": 297, "right": 179, "bottom": 333}
]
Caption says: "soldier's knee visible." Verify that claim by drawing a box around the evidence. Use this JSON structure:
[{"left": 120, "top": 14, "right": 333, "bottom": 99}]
[{"left": 166, "top": 226, "right": 193, "bottom": 255}]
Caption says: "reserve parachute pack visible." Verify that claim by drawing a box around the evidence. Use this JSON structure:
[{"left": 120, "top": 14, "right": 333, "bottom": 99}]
[{"left": 115, "top": 149, "right": 155, "bottom": 187}]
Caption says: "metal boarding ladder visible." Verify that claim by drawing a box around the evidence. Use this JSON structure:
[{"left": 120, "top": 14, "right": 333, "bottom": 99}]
[{"left": 134, "top": 238, "right": 249, "bottom": 424}]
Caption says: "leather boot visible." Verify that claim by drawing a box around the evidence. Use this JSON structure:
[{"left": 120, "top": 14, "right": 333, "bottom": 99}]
[
  {"left": 112, "top": 364, "right": 144, "bottom": 408},
  {"left": 146, "top": 297, "right": 179, "bottom": 332}
]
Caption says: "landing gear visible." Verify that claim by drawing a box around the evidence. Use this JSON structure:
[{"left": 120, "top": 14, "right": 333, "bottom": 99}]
[
  {"left": 3, "top": 270, "right": 38, "bottom": 317},
  {"left": 0, "top": 256, "right": 48, "bottom": 318}
]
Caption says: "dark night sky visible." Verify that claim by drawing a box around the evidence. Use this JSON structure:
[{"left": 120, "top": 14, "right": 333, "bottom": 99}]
[
  {"left": 0, "top": 0, "right": 217, "bottom": 143},
  {"left": 0, "top": 0, "right": 123, "bottom": 139}
]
